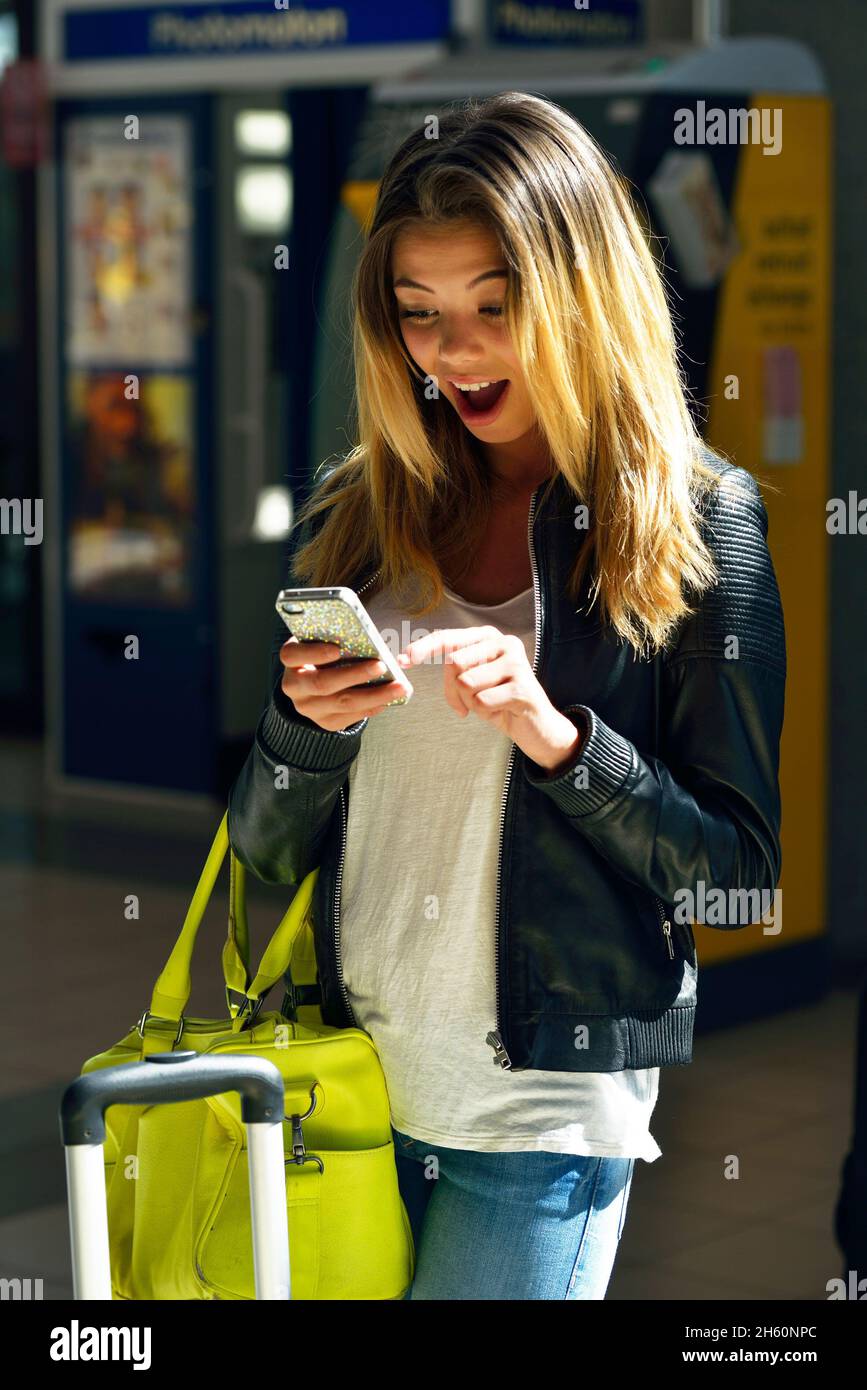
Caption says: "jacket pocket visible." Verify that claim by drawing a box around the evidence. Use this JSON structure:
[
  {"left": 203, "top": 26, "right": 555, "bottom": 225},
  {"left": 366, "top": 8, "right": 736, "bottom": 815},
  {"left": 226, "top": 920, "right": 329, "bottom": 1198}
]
[{"left": 651, "top": 893, "right": 696, "bottom": 963}]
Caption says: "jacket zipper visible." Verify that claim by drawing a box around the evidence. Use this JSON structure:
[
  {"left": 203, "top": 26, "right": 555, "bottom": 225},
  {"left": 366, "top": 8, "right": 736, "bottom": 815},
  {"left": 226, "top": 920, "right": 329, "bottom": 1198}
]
[
  {"left": 329, "top": 567, "right": 379, "bottom": 1029},
  {"left": 654, "top": 894, "right": 675, "bottom": 959},
  {"left": 485, "top": 487, "right": 542, "bottom": 1071},
  {"left": 322, "top": 505, "right": 689, "bottom": 1039},
  {"left": 333, "top": 782, "right": 358, "bottom": 1027},
  {"left": 356, "top": 572, "right": 379, "bottom": 598}
]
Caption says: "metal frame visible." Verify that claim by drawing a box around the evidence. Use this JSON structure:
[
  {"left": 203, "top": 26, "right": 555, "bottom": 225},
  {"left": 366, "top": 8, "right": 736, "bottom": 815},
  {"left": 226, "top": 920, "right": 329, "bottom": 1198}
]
[
  {"left": 61, "top": 1053, "right": 291, "bottom": 1299},
  {"left": 39, "top": 88, "right": 220, "bottom": 806},
  {"left": 36, "top": 0, "right": 450, "bottom": 806}
]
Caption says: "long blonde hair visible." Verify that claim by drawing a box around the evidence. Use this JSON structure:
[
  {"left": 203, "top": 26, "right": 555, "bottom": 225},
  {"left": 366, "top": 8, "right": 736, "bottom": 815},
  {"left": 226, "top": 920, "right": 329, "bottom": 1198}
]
[{"left": 290, "top": 89, "right": 747, "bottom": 658}]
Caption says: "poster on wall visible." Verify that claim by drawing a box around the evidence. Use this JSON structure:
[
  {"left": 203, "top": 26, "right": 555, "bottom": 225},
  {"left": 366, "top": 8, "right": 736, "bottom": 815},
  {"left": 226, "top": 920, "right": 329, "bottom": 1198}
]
[
  {"left": 63, "top": 114, "right": 193, "bottom": 366},
  {"left": 66, "top": 371, "right": 196, "bottom": 606}
]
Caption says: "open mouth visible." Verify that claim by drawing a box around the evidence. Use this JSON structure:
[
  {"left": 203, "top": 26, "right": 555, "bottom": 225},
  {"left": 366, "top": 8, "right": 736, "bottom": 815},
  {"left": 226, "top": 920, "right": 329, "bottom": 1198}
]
[{"left": 450, "top": 378, "right": 510, "bottom": 421}]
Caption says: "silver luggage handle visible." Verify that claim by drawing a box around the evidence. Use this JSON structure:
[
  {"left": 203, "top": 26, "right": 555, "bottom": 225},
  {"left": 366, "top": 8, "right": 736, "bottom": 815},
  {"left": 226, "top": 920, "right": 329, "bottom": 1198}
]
[{"left": 59, "top": 1051, "right": 291, "bottom": 1301}]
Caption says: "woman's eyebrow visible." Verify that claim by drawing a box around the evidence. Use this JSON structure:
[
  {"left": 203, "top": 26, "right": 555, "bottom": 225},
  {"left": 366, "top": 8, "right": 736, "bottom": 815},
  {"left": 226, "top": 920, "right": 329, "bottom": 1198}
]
[{"left": 393, "top": 269, "right": 508, "bottom": 292}]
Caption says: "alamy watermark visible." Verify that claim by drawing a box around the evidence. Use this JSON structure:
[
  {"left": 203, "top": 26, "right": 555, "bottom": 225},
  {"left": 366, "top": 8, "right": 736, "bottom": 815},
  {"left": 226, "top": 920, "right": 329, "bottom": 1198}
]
[
  {"left": 50, "top": 1321, "right": 151, "bottom": 1369},
  {"left": 826, "top": 491, "right": 867, "bottom": 534},
  {"left": 674, "top": 880, "right": 782, "bottom": 934},
  {"left": 0, "top": 1275, "right": 43, "bottom": 1299},
  {"left": 827, "top": 1270, "right": 867, "bottom": 1299},
  {"left": 377, "top": 622, "right": 451, "bottom": 664},
  {"left": 674, "top": 101, "right": 782, "bottom": 156},
  {"left": 0, "top": 497, "right": 42, "bottom": 545}
]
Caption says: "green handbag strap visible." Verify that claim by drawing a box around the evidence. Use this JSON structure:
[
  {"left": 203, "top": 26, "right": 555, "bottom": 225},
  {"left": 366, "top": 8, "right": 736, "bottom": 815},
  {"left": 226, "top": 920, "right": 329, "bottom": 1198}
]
[
  {"left": 146, "top": 812, "right": 318, "bottom": 1028},
  {"left": 241, "top": 865, "right": 318, "bottom": 1006},
  {"left": 224, "top": 849, "right": 251, "bottom": 998},
  {"left": 225, "top": 827, "right": 305, "bottom": 1001}
]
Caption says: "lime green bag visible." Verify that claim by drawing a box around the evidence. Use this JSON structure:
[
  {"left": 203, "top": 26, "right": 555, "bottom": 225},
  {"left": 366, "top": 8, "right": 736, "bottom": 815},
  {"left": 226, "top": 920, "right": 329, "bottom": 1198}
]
[{"left": 80, "top": 812, "right": 415, "bottom": 1301}]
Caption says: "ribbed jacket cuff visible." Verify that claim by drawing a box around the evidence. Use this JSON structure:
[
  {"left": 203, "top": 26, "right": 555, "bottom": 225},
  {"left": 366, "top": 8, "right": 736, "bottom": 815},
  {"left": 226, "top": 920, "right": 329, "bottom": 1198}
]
[
  {"left": 523, "top": 704, "right": 635, "bottom": 817},
  {"left": 259, "top": 687, "right": 367, "bottom": 772}
]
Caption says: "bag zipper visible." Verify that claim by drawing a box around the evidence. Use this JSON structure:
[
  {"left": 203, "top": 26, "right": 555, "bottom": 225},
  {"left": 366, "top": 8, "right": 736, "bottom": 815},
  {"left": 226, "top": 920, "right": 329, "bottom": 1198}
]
[{"left": 485, "top": 486, "right": 542, "bottom": 1072}]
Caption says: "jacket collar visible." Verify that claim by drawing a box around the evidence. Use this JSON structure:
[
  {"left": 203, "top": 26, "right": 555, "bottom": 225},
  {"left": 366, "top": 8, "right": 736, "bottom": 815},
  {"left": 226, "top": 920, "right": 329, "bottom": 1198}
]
[{"left": 352, "top": 469, "right": 577, "bottom": 601}]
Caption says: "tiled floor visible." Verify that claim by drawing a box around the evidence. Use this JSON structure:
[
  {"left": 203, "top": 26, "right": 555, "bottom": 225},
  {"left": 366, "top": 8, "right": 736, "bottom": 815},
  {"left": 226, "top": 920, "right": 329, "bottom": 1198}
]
[
  {"left": 0, "top": 737, "right": 859, "bottom": 1300},
  {"left": 608, "top": 1001, "right": 854, "bottom": 1300}
]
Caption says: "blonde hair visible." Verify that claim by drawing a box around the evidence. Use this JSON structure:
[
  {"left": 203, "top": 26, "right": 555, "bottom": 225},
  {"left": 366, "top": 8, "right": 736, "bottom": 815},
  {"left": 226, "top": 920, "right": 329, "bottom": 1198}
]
[{"left": 290, "top": 90, "right": 751, "bottom": 658}]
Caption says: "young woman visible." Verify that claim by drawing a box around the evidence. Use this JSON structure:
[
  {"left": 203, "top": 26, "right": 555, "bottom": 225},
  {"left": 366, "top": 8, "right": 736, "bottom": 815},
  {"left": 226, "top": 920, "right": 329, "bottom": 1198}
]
[{"left": 228, "top": 91, "right": 786, "bottom": 1300}]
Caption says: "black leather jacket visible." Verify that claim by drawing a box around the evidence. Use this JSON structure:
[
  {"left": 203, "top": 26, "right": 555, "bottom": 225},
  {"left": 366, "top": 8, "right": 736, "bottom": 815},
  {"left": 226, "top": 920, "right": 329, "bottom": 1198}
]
[{"left": 227, "top": 450, "right": 786, "bottom": 1072}]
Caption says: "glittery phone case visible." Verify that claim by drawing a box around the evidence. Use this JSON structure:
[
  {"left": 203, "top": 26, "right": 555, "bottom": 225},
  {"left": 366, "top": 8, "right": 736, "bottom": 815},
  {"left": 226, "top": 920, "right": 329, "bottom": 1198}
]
[{"left": 275, "top": 587, "right": 411, "bottom": 708}]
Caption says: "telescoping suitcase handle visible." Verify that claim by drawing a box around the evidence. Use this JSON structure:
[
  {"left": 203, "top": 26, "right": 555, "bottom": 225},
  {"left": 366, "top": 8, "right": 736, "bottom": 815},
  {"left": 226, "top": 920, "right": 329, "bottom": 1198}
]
[{"left": 59, "top": 1052, "right": 291, "bottom": 1301}]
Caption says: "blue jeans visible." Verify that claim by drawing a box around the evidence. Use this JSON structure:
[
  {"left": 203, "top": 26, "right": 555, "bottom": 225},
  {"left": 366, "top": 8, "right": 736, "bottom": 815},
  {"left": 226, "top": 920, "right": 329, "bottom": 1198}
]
[{"left": 392, "top": 1126, "right": 635, "bottom": 1300}]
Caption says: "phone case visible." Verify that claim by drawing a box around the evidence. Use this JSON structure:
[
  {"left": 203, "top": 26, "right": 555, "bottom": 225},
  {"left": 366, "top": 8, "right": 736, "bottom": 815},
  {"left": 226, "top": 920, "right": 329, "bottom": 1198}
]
[{"left": 276, "top": 590, "right": 411, "bottom": 707}]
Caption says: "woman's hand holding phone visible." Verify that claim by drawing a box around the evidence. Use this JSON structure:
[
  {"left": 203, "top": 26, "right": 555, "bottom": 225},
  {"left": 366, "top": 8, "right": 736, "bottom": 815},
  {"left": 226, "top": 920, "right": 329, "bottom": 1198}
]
[{"left": 278, "top": 637, "right": 413, "bottom": 732}]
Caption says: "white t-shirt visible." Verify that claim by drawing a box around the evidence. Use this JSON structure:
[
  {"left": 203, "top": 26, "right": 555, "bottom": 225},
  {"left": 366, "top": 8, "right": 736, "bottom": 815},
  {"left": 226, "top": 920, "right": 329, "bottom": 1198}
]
[{"left": 338, "top": 576, "right": 662, "bottom": 1160}]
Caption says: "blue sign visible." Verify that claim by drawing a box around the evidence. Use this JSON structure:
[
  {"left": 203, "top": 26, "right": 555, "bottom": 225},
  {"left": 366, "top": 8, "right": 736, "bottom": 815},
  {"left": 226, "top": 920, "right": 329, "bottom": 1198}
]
[
  {"left": 63, "top": 1, "right": 451, "bottom": 62},
  {"left": 489, "top": 0, "right": 644, "bottom": 47}
]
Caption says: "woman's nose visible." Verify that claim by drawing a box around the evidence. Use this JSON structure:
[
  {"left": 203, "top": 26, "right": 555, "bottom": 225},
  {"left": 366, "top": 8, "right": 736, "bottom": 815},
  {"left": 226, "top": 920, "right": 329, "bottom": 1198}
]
[{"left": 438, "top": 317, "right": 484, "bottom": 363}]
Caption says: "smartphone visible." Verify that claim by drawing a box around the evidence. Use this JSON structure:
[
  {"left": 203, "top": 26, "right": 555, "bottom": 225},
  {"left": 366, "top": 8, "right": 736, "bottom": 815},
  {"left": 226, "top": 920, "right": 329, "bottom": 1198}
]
[{"left": 275, "top": 586, "right": 413, "bottom": 707}]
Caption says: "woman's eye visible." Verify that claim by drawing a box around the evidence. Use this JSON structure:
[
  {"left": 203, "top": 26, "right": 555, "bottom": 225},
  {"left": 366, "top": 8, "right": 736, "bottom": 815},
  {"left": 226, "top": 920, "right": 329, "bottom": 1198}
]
[{"left": 398, "top": 306, "right": 504, "bottom": 320}]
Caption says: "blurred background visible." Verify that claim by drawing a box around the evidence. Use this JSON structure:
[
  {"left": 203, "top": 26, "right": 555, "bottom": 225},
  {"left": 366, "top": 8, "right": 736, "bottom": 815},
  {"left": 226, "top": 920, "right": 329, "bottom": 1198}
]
[{"left": 1, "top": 0, "right": 865, "bottom": 1301}]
